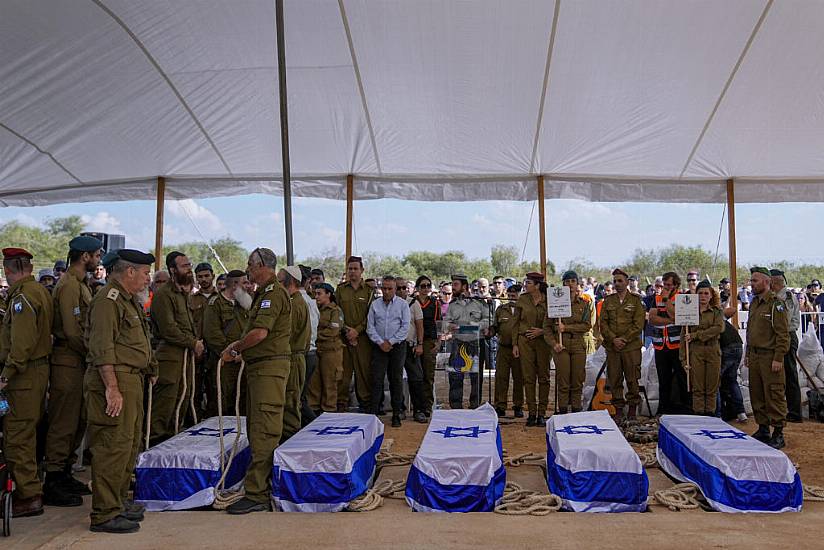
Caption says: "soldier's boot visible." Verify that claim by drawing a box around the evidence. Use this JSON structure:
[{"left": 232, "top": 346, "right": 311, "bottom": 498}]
[
  {"left": 767, "top": 427, "right": 786, "bottom": 450},
  {"left": 613, "top": 407, "right": 625, "bottom": 424},
  {"left": 43, "top": 472, "right": 83, "bottom": 507},
  {"left": 627, "top": 405, "right": 638, "bottom": 420},
  {"left": 535, "top": 415, "right": 546, "bottom": 427},
  {"left": 513, "top": 406, "right": 524, "bottom": 418},
  {"left": 526, "top": 414, "right": 537, "bottom": 427},
  {"left": 61, "top": 464, "right": 92, "bottom": 496},
  {"left": 90, "top": 515, "right": 141, "bottom": 534},
  {"left": 752, "top": 425, "right": 771, "bottom": 443}
]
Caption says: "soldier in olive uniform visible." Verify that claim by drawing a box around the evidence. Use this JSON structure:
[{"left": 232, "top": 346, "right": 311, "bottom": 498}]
[
  {"left": 513, "top": 272, "right": 551, "bottom": 426},
  {"left": 336, "top": 256, "right": 373, "bottom": 412},
  {"left": 190, "top": 262, "right": 217, "bottom": 416},
  {"left": 599, "top": 269, "right": 645, "bottom": 421},
  {"left": 492, "top": 284, "right": 524, "bottom": 417},
  {"left": 201, "top": 270, "right": 251, "bottom": 416},
  {"left": 149, "top": 252, "right": 204, "bottom": 444},
  {"left": 84, "top": 249, "right": 156, "bottom": 533},
  {"left": 309, "top": 283, "right": 344, "bottom": 413},
  {"left": 680, "top": 281, "right": 725, "bottom": 415},
  {"left": 221, "top": 248, "right": 291, "bottom": 514},
  {"left": 747, "top": 267, "right": 791, "bottom": 449},
  {"left": 43, "top": 235, "right": 103, "bottom": 507},
  {"left": 279, "top": 266, "right": 310, "bottom": 441},
  {"left": 544, "top": 271, "right": 596, "bottom": 414},
  {"left": 0, "top": 248, "right": 53, "bottom": 518}
]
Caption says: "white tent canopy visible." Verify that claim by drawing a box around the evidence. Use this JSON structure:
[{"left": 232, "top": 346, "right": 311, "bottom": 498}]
[{"left": 2, "top": 0, "right": 824, "bottom": 206}]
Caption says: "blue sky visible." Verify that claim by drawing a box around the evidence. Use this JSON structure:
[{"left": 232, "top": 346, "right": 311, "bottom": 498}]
[{"left": 1, "top": 196, "right": 821, "bottom": 268}]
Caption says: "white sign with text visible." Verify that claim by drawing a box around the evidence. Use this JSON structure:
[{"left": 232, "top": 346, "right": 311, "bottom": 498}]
[
  {"left": 675, "top": 294, "right": 700, "bottom": 326},
  {"left": 547, "top": 286, "right": 572, "bottom": 318}
]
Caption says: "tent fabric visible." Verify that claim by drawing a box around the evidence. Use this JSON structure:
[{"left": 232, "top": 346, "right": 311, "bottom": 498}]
[{"left": 2, "top": 0, "right": 824, "bottom": 206}]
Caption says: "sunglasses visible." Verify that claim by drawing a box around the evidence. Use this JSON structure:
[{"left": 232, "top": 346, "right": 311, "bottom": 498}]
[
  {"left": 419, "top": 283, "right": 432, "bottom": 289},
  {"left": 441, "top": 291, "right": 452, "bottom": 295},
  {"left": 687, "top": 279, "right": 698, "bottom": 283}
]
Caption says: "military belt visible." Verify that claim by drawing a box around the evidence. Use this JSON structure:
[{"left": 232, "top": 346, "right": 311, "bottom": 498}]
[
  {"left": 245, "top": 354, "right": 290, "bottom": 365},
  {"left": 748, "top": 346, "right": 774, "bottom": 355},
  {"left": 26, "top": 357, "right": 50, "bottom": 368},
  {"left": 113, "top": 365, "right": 144, "bottom": 374}
]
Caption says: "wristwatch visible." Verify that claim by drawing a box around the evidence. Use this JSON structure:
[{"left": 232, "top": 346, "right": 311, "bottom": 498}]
[{"left": 230, "top": 349, "right": 239, "bottom": 358}]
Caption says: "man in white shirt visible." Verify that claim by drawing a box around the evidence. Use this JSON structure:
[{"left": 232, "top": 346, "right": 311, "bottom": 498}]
[{"left": 299, "top": 265, "right": 320, "bottom": 426}]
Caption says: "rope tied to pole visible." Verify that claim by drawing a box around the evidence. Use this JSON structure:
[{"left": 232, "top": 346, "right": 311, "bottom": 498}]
[
  {"left": 493, "top": 481, "right": 562, "bottom": 516},
  {"left": 212, "top": 358, "right": 247, "bottom": 510}
]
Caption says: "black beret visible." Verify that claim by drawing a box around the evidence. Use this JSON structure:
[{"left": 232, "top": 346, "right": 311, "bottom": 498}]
[
  {"left": 561, "top": 270, "right": 579, "bottom": 282},
  {"left": 769, "top": 269, "right": 784, "bottom": 277},
  {"left": 227, "top": 269, "right": 246, "bottom": 278},
  {"left": 101, "top": 250, "right": 120, "bottom": 268},
  {"left": 117, "top": 249, "right": 155, "bottom": 265},
  {"left": 696, "top": 280, "right": 713, "bottom": 291},
  {"left": 68, "top": 235, "right": 103, "bottom": 252},
  {"left": 316, "top": 282, "right": 335, "bottom": 294},
  {"left": 451, "top": 273, "right": 469, "bottom": 283},
  {"left": 195, "top": 262, "right": 213, "bottom": 273}
]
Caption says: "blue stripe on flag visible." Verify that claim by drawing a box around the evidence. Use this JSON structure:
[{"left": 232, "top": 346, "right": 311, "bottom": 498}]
[
  {"left": 545, "top": 434, "right": 648, "bottom": 506},
  {"left": 658, "top": 424, "right": 803, "bottom": 512},
  {"left": 405, "top": 464, "right": 506, "bottom": 513},
  {"left": 135, "top": 446, "right": 251, "bottom": 503},
  {"left": 271, "top": 434, "right": 384, "bottom": 504}
]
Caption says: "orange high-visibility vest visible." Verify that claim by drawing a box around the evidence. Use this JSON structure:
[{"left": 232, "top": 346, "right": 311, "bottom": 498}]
[{"left": 652, "top": 292, "right": 681, "bottom": 350}]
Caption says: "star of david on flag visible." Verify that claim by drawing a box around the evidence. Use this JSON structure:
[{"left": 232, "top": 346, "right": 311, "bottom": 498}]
[
  {"left": 309, "top": 426, "right": 366, "bottom": 438},
  {"left": 186, "top": 427, "right": 236, "bottom": 437},
  {"left": 555, "top": 425, "right": 614, "bottom": 436},
  {"left": 432, "top": 426, "right": 492, "bottom": 438},
  {"left": 692, "top": 429, "right": 748, "bottom": 440}
]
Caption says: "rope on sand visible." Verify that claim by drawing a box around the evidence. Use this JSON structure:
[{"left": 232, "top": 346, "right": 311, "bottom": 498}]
[{"left": 493, "top": 482, "right": 562, "bottom": 516}]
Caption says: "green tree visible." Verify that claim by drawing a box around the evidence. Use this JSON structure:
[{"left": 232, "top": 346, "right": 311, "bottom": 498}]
[
  {"left": 161, "top": 238, "right": 248, "bottom": 272},
  {"left": 490, "top": 245, "right": 519, "bottom": 277}
]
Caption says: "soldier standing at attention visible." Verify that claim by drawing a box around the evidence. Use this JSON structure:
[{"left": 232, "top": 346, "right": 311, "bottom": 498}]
[
  {"left": 85, "top": 249, "right": 156, "bottom": 534},
  {"left": 221, "top": 248, "right": 291, "bottom": 514},
  {"left": 309, "top": 283, "right": 344, "bottom": 414},
  {"left": 748, "top": 267, "right": 790, "bottom": 449},
  {"left": 278, "top": 266, "right": 310, "bottom": 441},
  {"left": 545, "top": 271, "right": 595, "bottom": 414},
  {"left": 149, "top": 251, "right": 204, "bottom": 444},
  {"left": 492, "top": 284, "right": 524, "bottom": 418},
  {"left": 190, "top": 262, "right": 217, "bottom": 417},
  {"left": 336, "top": 256, "right": 373, "bottom": 413},
  {"left": 43, "top": 235, "right": 103, "bottom": 507},
  {"left": 512, "top": 272, "right": 551, "bottom": 427},
  {"left": 770, "top": 269, "right": 803, "bottom": 423},
  {"left": 0, "top": 248, "right": 53, "bottom": 518},
  {"left": 599, "top": 269, "right": 645, "bottom": 421},
  {"left": 680, "top": 281, "right": 725, "bottom": 415}
]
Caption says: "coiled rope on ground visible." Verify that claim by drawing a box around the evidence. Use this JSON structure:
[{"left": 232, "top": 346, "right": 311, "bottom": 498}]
[
  {"left": 376, "top": 450, "right": 416, "bottom": 468},
  {"left": 502, "top": 450, "right": 546, "bottom": 468},
  {"left": 648, "top": 483, "right": 703, "bottom": 511},
  {"left": 346, "top": 479, "right": 407, "bottom": 512},
  {"left": 621, "top": 418, "right": 659, "bottom": 444},
  {"left": 493, "top": 481, "right": 562, "bottom": 516}
]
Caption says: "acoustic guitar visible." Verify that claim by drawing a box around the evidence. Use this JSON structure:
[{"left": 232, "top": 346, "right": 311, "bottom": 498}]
[{"left": 588, "top": 357, "right": 616, "bottom": 416}]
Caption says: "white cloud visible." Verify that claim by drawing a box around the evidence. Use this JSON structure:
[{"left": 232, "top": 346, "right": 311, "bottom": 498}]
[
  {"left": 166, "top": 199, "right": 224, "bottom": 233},
  {"left": 12, "top": 212, "right": 38, "bottom": 226},
  {"left": 81, "top": 211, "right": 121, "bottom": 234}
]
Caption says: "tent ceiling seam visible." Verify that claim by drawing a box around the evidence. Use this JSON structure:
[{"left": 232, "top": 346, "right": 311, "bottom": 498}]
[
  {"left": 337, "top": 0, "right": 382, "bottom": 174},
  {"left": 0, "top": 122, "right": 83, "bottom": 184},
  {"left": 678, "top": 0, "right": 773, "bottom": 178},
  {"left": 90, "top": 0, "right": 234, "bottom": 176},
  {"left": 529, "top": 0, "right": 562, "bottom": 175}
]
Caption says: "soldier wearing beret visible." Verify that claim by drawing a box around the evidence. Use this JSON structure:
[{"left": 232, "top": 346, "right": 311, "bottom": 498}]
[
  {"left": 748, "top": 267, "right": 790, "bottom": 449},
  {"left": 84, "top": 249, "right": 156, "bottom": 533},
  {"left": 770, "top": 268, "right": 802, "bottom": 422},
  {"left": 0, "top": 248, "right": 53, "bottom": 518},
  {"left": 513, "top": 272, "right": 551, "bottom": 426},
  {"left": 43, "top": 235, "right": 103, "bottom": 507},
  {"left": 680, "top": 281, "right": 725, "bottom": 415}
]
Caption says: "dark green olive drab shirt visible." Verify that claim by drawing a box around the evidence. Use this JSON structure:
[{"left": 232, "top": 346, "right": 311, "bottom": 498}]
[
  {"left": 201, "top": 293, "right": 249, "bottom": 356},
  {"left": 190, "top": 290, "right": 216, "bottom": 340},
  {"left": 242, "top": 275, "right": 291, "bottom": 361},
  {"left": 747, "top": 291, "right": 790, "bottom": 363},
  {"left": 289, "top": 291, "right": 310, "bottom": 354},
  {"left": 87, "top": 279, "right": 156, "bottom": 375},
  {"left": 544, "top": 294, "right": 596, "bottom": 353},
  {"left": 51, "top": 269, "right": 92, "bottom": 367},
  {"left": 513, "top": 294, "right": 547, "bottom": 348},
  {"left": 150, "top": 282, "right": 197, "bottom": 360},
  {"left": 493, "top": 301, "right": 518, "bottom": 347},
  {"left": 0, "top": 275, "right": 53, "bottom": 380},
  {"left": 680, "top": 306, "right": 724, "bottom": 362},
  {"left": 317, "top": 303, "right": 343, "bottom": 352},
  {"left": 335, "top": 282, "right": 372, "bottom": 335},
  {"left": 599, "top": 292, "right": 645, "bottom": 352}
]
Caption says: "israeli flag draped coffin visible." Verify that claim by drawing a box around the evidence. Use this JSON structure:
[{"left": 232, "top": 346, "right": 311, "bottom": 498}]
[
  {"left": 546, "top": 410, "right": 648, "bottom": 512},
  {"left": 657, "top": 415, "right": 802, "bottom": 513},
  {"left": 135, "top": 416, "right": 251, "bottom": 511},
  {"left": 271, "top": 413, "right": 384, "bottom": 512},
  {"left": 405, "top": 403, "right": 505, "bottom": 512}
]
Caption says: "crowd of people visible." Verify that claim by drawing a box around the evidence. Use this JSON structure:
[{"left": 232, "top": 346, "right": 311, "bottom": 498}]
[{"left": 0, "top": 236, "right": 812, "bottom": 533}]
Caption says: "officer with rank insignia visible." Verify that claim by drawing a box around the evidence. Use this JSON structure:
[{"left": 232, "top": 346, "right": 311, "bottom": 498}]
[
  {"left": 278, "top": 265, "right": 310, "bottom": 441},
  {"left": 512, "top": 272, "right": 550, "bottom": 426},
  {"left": 221, "top": 248, "right": 291, "bottom": 514},
  {"left": 336, "top": 256, "right": 374, "bottom": 413},
  {"left": 492, "top": 284, "right": 524, "bottom": 417},
  {"left": 43, "top": 235, "right": 103, "bottom": 507},
  {"left": 0, "top": 248, "right": 54, "bottom": 518},
  {"left": 84, "top": 249, "right": 156, "bottom": 534},
  {"left": 544, "top": 271, "right": 596, "bottom": 414},
  {"left": 747, "top": 267, "right": 791, "bottom": 449}
]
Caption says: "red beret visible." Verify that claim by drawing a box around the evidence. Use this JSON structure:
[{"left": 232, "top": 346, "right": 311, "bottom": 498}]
[
  {"left": 2, "top": 247, "right": 33, "bottom": 260},
  {"left": 612, "top": 268, "right": 629, "bottom": 278},
  {"left": 525, "top": 272, "right": 545, "bottom": 282}
]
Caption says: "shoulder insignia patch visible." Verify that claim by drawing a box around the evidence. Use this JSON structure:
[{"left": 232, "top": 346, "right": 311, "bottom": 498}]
[
  {"left": 208, "top": 295, "right": 218, "bottom": 305},
  {"left": 106, "top": 288, "right": 120, "bottom": 301},
  {"left": 13, "top": 300, "right": 23, "bottom": 314},
  {"left": 73, "top": 306, "right": 81, "bottom": 316},
  {"left": 265, "top": 284, "right": 274, "bottom": 292},
  {"left": 775, "top": 304, "right": 784, "bottom": 312},
  {"left": 260, "top": 299, "right": 271, "bottom": 309}
]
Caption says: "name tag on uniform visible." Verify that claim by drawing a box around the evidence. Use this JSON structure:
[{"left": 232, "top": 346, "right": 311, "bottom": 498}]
[
  {"left": 73, "top": 306, "right": 81, "bottom": 316},
  {"left": 261, "top": 300, "right": 271, "bottom": 309}
]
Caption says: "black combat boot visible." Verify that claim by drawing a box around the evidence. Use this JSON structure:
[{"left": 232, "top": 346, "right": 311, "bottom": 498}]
[
  {"left": 526, "top": 414, "right": 537, "bottom": 427},
  {"left": 513, "top": 406, "right": 524, "bottom": 418},
  {"left": 767, "top": 427, "right": 786, "bottom": 450},
  {"left": 535, "top": 415, "right": 546, "bottom": 427},
  {"left": 61, "top": 465, "right": 92, "bottom": 495},
  {"left": 752, "top": 425, "right": 771, "bottom": 443},
  {"left": 43, "top": 472, "right": 83, "bottom": 507},
  {"left": 90, "top": 515, "right": 141, "bottom": 534}
]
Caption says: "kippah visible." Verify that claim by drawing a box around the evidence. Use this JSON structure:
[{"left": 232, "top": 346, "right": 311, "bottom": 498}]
[
  {"left": 227, "top": 269, "right": 246, "bottom": 278},
  {"left": 195, "top": 262, "right": 213, "bottom": 273},
  {"left": 750, "top": 266, "right": 770, "bottom": 277},
  {"left": 2, "top": 247, "right": 33, "bottom": 260},
  {"left": 118, "top": 249, "right": 155, "bottom": 266},
  {"left": 283, "top": 265, "right": 302, "bottom": 281},
  {"left": 68, "top": 235, "right": 103, "bottom": 252}
]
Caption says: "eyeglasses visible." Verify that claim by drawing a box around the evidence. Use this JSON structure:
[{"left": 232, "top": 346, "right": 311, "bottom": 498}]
[{"left": 687, "top": 279, "right": 697, "bottom": 283}]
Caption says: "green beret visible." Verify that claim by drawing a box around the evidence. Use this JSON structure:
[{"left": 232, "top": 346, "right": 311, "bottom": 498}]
[
  {"left": 316, "top": 282, "right": 335, "bottom": 294},
  {"left": 68, "top": 235, "right": 103, "bottom": 252},
  {"left": 117, "top": 249, "right": 155, "bottom": 266},
  {"left": 561, "top": 270, "right": 579, "bottom": 282},
  {"left": 750, "top": 266, "right": 771, "bottom": 277},
  {"left": 101, "top": 250, "right": 120, "bottom": 268}
]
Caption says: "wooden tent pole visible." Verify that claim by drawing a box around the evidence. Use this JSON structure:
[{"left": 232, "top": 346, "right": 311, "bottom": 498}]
[
  {"left": 537, "top": 175, "right": 547, "bottom": 277},
  {"left": 154, "top": 176, "right": 166, "bottom": 272},
  {"left": 726, "top": 178, "right": 739, "bottom": 327},
  {"left": 345, "top": 174, "right": 354, "bottom": 265}
]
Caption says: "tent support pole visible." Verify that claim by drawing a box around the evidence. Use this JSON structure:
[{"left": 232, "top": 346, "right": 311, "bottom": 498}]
[
  {"left": 276, "top": 0, "right": 294, "bottom": 264},
  {"left": 726, "top": 178, "right": 739, "bottom": 327},
  {"left": 154, "top": 176, "right": 165, "bottom": 272},
  {"left": 537, "top": 175, "right": 547, "bottom": 277},
  {"left": 345, "top": 175, "right": 354, "bottom": 265}
]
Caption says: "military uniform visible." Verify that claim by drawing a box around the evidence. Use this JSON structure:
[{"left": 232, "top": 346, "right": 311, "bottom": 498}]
[
  {"left": 85, "top": 276, "right": 156, "bottom": 528},
  {"left": 190, "top": 287, "right": 216, "bottom": 417},
  {"left": 308, "top": 302, "right": 343, "bottom": 412},
  {"left": 0, "top": 273, "right": 53, "bottom": 503},
  {"left": 149, "top": 282, "right": 198, "bottom": 443},
  {"left": 747, "top": 291, "right": 790, "bottom": 428},
  {"left": 599, "top": 291, "right": 645, "bottom": 415},
  {"left": 514, "top": 293, "right": 551, "bottom": 417},
  {"left": 544, "top": 294, "right": 595, "bottom": 412},
  {"left": 335, "top": 281, "right": 373, "bottom": 411},
  {"left": 283, "top": 289, "right": 310, "bottom": 440},
  {"left": 493, "top": 300, "right": 523, "bottom": 413},
  {"left": 202, "top": 293, "right": 249, "bottom": 416},
  {"left": 240, "top": 275, "right": 291, "bottom": 504},
  {"left": 679, "top": 306, "right": 724, "bottom": 414}
]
